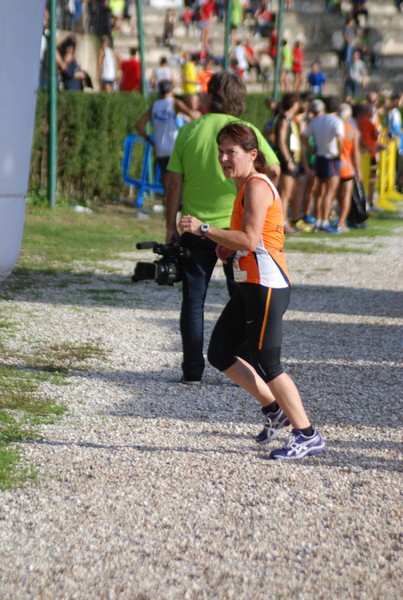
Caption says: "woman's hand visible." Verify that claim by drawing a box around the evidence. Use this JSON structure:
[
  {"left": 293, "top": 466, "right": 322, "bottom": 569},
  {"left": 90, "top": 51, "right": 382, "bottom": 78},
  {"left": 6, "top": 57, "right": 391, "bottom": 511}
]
[
  {"left": 216, "top": 245, "right": 234, "bottom": 264},
  {"left": 179, "top": 215, "right": 203, "bottom": 235}
]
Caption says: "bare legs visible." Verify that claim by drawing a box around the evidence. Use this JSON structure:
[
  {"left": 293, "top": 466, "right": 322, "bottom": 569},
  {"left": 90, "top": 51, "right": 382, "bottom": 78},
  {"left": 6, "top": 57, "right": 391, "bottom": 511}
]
[
  {"left": 315, "top": 175, "right": 340, "bottom": 224},
  {"left": 337, "top": 179, "right": 353, "bottom": 227},
  {"left": 224, "top": 357, "right": 310, "bottom": 430}
]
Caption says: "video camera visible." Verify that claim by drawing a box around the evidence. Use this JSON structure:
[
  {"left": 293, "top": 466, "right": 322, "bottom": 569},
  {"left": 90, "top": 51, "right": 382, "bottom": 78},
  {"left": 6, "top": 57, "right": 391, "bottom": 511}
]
[{"left": 132, "top": 241, "right": 190, "bottom": 286}]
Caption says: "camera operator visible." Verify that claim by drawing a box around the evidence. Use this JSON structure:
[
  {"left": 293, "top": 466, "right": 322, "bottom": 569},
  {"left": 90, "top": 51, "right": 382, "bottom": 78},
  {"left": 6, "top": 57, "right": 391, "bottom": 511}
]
[{"left": 165, "top": 71, "right": 280, "bottom": 384}]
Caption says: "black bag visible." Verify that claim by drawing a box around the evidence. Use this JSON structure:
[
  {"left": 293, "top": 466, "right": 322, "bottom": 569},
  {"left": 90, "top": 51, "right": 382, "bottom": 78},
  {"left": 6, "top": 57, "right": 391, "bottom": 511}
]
[{"left": 348, "top": 176, "right": 370, "bottom": 225}]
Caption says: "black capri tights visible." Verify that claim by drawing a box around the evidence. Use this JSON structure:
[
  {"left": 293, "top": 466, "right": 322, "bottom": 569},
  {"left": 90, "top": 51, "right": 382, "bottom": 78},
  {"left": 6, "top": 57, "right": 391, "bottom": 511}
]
[{"left": 208, "top": 283, "right": 291, "bottom": 382}]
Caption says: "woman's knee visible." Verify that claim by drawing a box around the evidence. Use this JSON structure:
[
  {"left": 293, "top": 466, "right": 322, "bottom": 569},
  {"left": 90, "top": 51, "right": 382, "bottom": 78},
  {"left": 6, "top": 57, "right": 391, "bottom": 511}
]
[
  {"left": 207, "top": 340, "right": 235, "bottom": 372},
  {"left": 253, "top": 346, "right": 283, "bottom": 382}
]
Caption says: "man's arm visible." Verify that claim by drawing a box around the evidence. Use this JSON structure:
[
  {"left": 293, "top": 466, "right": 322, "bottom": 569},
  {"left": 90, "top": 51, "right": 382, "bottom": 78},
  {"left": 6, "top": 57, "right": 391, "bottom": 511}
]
[{"left": 165, "top": 171, "right": 183, "bottom": 245}]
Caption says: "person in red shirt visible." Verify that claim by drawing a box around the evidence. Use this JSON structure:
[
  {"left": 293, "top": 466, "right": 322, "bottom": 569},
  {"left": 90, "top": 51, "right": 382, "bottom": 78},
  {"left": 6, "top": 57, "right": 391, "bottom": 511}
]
[
  {"left": 119, "top": 47, "right": 141, "bottom": 92},
  {"left": 268, "top": 28, "right": 278, "bottom": 63},
  {"left": 197, "top": 0, "right": 216, "bottom": 51},
  {"left": 292, "top": 40, "right": 304, "bottom": 91}
]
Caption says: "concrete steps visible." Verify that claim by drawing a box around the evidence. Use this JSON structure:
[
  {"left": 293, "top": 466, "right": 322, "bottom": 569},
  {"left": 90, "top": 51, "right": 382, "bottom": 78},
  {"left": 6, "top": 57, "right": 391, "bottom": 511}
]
[{"left": 109, "top": 0, "right": 403, "bottom": 95}]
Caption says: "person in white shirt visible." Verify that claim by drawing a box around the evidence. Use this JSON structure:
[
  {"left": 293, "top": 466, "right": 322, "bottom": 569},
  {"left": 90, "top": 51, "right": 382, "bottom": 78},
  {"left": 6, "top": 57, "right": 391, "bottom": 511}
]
[
  {"left": 149, "top": 56, "right": 176, "bottom": 92},
  {"left": 135, "top": 80, "right": 200, "bottom": 196},
  {"left": 301, "top": 97, "right": 344, "bottom": 232},
  {"left": 97, "top": 35, "right": 118, "bottom": 92}
]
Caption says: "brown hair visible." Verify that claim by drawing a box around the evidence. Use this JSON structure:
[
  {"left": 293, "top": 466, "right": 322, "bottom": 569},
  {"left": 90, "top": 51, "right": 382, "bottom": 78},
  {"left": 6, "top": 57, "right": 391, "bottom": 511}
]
[
  {"left": 207, "top": 72, "right": 246, "bottom": 117},
  {"left": 216, "top": 122, "right": 268, "bottom": 173}
]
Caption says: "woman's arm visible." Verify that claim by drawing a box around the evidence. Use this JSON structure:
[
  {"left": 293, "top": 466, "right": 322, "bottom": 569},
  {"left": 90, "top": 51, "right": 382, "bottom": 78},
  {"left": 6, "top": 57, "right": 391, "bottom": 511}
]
[{"left": 180, "top": 178, "right": 273, "bottom": 252}]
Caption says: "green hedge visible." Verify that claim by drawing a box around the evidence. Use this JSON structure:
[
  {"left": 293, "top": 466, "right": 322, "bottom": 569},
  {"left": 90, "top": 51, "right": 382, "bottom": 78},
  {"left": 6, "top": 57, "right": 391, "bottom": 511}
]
[{"left": 30, "top": 91, "right": 268, "bottom": 204}]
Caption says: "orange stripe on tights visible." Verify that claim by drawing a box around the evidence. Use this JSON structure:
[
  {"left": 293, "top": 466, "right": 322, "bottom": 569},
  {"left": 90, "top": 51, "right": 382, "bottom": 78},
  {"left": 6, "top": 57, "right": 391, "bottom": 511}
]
[{"left": 258, "top": 288, "right": 272, "bottom": 350}]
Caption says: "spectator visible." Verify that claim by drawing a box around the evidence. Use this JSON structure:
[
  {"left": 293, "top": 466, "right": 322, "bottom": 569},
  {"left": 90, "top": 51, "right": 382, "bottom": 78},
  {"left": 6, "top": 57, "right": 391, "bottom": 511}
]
[
  {"left": 268, "top": 27, "right": 278, "bottom": 65},
  {"left": 163, "top": 9, "right": 175, "bottom": 48},
  {"left": 181, "top": 51, "right": 199, "bottom": 95},
  {"left": 91, "top": 0, "right": 113, "bottom": 39},
  {"left": 39, "top": 9, "right": 50, "bottom": 89},
  {"left": 292, "top": 40, "right": 304, "bottom": 92},
  {"left": 387, "top": 91, "right": 403, "bottom": 192},
  {"left": 253, "top": 1, "right": 273, "bottom": 38},
  {"left": 357, "top": 27, "right": 377, "bottom": 69},
  {"left": 175, "top": 93, "right": 203, "bottom": 126},
  {"left": 58, "top": 36, "right": 88, "bottom": 91},
  {"left": 352, "top": 0, "right": 369, "bottom": 25},
  {"left": 272, "top": 93, "right": 305, "bottom": 234},
  {"left": 345, "top": 50, "right": 368, "bottom": 98},
  {"left": 301, "top": 96, "right": 344, "bottom": 233},
  {"left": 245, "top": 37, "right": 263, "bottom": 82},
  {"left": 97, "top": 34, "right": 118, "bottom": 92},
  {"left": 109, "top": 0, "right": 125, "bottom": 29},
  {"left": 197, "top": 56, "right": 215, "bottom": 100},
  {"left": 135, "top": 80, "right": 200, "bottom": 200},
  {"left": 343, "top": 14, "right": 356, "bottom": 66},
  {"left": 197, "top": 1, "right": 216, "bottom": 51},
  {"left": 230, "top": 0, "right": 245, "bottom": 46},
  {"left": 262, "top": 96, "right": 279, "bottom": 147},
  {"left": 164, "top": 71, "right": 280, "bottom": 384},
  {"left": 231, "top": 40, "right": 250, "bottom": 81},
  {"left": 179, "top": 122, "right": 325, "bottom": 460},
  {"left": 307, "top": 61, "right": 327, "bottom": 96},
  {"left": 337, "top": 102, "right": 362, "bottom": 231},
  {"left": 395, "top": 0, "right": 403, "bottom": 12},
  {"left": 149, "top": 56, "right": 176, "bottom": 92},
  {"left": 280, "top": 39, "right": 292, "bottom": 92},
  {"left": 119, "top": 47, "right": 141, "bottom": 92}
]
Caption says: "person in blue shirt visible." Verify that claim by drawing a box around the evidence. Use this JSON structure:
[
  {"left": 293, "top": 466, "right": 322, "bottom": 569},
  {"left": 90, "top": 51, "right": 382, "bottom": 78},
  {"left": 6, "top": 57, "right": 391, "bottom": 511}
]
[{"left": 307, "top": 62, "right": 326, "bottom": 96}]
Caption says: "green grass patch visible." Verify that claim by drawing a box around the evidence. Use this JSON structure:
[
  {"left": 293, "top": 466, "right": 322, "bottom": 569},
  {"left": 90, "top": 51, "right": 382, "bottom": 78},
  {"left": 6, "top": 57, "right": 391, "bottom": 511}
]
[
  {"left": 0, "top": 339, "right": 108, "bottom": 488},
  {"left": 17, "top": 340, "right": 109, "bottom": 373},
  {"left": 17, "top": 205, "right": 166, "bottom": 272}
]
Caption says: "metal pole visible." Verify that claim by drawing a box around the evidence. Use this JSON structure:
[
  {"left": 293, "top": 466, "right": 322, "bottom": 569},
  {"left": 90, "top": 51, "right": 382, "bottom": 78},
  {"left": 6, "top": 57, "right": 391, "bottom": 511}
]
[
  {"left": 224, "top": 0, "right": 232, "bottom": 70},
  {"left": 273, "top": 0, "right": 285, "bottom": 102},
  {"left": 136, "top": 0, "right": 148, "bottom": 99},
  {"left": 49, "top": 0, "right": 57, "bottom": 208}
]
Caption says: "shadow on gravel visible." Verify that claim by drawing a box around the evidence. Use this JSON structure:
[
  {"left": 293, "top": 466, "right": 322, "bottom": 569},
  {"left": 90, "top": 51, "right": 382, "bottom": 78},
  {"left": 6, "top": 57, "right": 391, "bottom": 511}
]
[
  {"left": 0, "top": 269, "right": 402, "bottom": 319},
  {"left": 24, "top": 437, "right": 402, "bottom": 473}
]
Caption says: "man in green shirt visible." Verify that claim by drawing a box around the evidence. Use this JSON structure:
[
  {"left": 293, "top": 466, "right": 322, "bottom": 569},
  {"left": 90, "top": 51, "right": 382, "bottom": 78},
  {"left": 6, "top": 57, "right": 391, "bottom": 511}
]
[{"left": 165, "top": 71, "right": 280, "bottom": 384}]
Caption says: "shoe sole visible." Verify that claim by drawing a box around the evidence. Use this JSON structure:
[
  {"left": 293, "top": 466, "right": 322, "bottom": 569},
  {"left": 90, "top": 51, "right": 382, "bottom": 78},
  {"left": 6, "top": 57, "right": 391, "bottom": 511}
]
[
  {"left": 255, "top": 419, "right": 291, "bottom": 444},
  {"left": 270, "top": 441, "right": 325, "bottom": 460}
]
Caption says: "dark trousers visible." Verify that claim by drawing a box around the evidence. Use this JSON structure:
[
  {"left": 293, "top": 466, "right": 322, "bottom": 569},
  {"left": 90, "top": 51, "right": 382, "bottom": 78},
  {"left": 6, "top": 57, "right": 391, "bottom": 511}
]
[{"left": 180, "top": 233, "right": 237, "bottom": 381}]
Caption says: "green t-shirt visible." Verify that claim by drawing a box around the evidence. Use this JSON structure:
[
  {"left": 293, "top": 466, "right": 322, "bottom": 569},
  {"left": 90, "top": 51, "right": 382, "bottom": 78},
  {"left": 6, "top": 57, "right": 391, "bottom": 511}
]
[
  {"left": 167, "top": 113, "right": 279, "bottom": 228},
  {"left": 282, "top": 45, "right": 292, "bottom": 71},
  {"left": 231, "top": 2, "right": 244, "bottom": 27}
]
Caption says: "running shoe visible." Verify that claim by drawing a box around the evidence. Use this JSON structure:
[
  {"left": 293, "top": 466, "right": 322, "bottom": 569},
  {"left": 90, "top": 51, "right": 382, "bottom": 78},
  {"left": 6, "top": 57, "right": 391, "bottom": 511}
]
[
  {"left": 303, "top": 214, "right": 315, "bottom": 225},
  {"left": 269, "top": 428, "right": 325, "bottom": 460},
  {"left": 294, "top": 219, "right": 314, "bottom": 233},
  {"left": 321, "top": 224, "right": 340, "bottom": 234},
  {"left": 255, "top": 407, "right": 290, "bottom": 444}
]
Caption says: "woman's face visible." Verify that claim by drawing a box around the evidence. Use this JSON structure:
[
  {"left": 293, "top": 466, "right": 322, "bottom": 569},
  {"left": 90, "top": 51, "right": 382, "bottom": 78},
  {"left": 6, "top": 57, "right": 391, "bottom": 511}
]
[{"left": 218, "top": 136, "right": 257, "bottom": 180}]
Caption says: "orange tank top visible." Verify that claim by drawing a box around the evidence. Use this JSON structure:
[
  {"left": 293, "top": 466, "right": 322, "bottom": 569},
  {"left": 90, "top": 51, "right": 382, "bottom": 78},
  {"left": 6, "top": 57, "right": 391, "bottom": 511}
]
[
  {"left": 340, "top": 122, "right": 355, "bottom": 179},
  {"left": 230, "top": 174, "right": 291, "bottom": 288}
]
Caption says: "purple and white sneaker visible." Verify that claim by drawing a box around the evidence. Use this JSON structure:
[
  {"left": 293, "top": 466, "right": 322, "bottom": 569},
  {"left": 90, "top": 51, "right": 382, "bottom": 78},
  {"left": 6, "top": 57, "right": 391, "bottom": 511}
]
[
  {"left": 255, "top": 407, "right": 290, "bottom": 444},
  {"left": 269, "top": 428, "right": 325, "bottom": 460}
]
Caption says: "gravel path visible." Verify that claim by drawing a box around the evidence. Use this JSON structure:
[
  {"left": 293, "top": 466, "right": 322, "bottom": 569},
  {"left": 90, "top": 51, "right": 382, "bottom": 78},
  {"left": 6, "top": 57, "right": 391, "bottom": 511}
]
[{"left": 0, "top": 225, "right": 402, "bottom": 600}]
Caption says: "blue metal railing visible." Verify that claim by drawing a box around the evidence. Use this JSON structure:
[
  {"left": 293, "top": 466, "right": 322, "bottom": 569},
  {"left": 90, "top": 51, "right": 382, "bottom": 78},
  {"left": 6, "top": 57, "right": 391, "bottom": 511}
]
[{"left": 121, "top": 134, "right": 164, "bottom": 208}]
